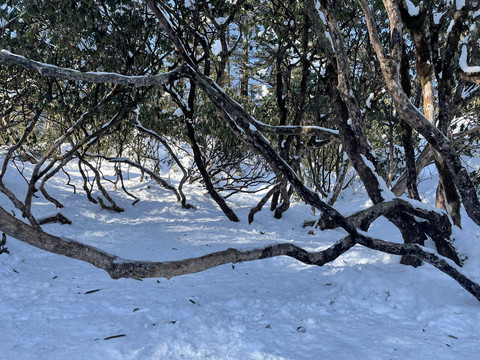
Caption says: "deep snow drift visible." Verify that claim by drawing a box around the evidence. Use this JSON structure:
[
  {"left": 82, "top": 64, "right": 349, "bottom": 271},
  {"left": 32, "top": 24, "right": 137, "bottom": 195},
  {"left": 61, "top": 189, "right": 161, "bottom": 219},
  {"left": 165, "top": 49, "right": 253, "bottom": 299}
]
[{"left": 0, "top": 159, "right": 479, "bottom": 359}]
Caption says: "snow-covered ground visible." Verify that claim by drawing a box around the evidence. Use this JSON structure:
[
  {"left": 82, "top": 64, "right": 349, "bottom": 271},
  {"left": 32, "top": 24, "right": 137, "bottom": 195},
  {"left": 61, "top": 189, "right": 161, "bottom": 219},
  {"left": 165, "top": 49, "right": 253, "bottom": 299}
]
[{"left": 0, "top": 160, "right": 479, "bottom": 359}]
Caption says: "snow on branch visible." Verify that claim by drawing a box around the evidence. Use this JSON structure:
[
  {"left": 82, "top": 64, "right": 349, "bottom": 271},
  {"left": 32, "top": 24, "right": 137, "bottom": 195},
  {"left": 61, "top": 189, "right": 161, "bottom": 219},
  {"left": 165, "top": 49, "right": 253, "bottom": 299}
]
[
  {"left": 404, "top": 0, "right": 419, "bottom": 16},
  {"left": 458, "top": 44, "right": 480, "bottom": 86},
  {"left": 251, "top": 121, "right": 341, "bottom": 143},
  {"left": 459, "top": 45, "right": 480, "bottom": 74},
  {"left": 0, "top": 49, "right": 187, "bottom": 86}
]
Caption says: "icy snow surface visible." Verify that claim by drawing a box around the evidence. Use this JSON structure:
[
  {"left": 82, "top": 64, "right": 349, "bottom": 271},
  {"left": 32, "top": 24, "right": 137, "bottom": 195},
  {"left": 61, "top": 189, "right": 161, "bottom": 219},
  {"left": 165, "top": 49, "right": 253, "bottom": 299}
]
[{"left": 0, "top": 160, "right": 479, "bottom": 359}]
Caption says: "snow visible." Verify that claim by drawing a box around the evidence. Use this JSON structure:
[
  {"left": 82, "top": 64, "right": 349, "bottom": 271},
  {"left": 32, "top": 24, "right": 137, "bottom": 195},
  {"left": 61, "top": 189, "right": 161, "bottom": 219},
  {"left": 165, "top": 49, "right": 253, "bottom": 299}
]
[
  {"left": 315, "top": 3, "right": 326, "bottom": 23},
  {"left": 60, "top": 143, "right": 72, "bottom": 155},
  {"left": 173, "top": 108, "right": 183, "bottom": 117},
  {"left": 433, "top": 12, "right": 445, "bottom": 25},
  {"left": 212, "top": 39, "right": 222, "bottom": 56},
  {"left": 260, "top": 84, "right": 269, "bottom": 98},
  {"left": 459, "top": 44, "right": 480, "bottom": 74},
  {"left": 215, "top": 17, "right": 228, "bottom": 26},
  {"left": 366, "top": 92, "right": 374, "bottom": 108},
  {"left": 405, "top": 0, "right": 419, "bottom": 16},
  {"left": 446, "top": 20, "right": 455, "bottom": 37},
  {"left": 456, "top": 0, "right": 465, "bottom": 10},
  {"left": 360, "top": 154, "right": 395, "bottom": 201},
  {"left": 324, "top": 31, "right": 335, "bottom": 51},
  {"left": 0, "top": 158, "right": 480, "bottom": 359},
  {"left": 461, "top": 85, "right": 478, "bottom": 99}
]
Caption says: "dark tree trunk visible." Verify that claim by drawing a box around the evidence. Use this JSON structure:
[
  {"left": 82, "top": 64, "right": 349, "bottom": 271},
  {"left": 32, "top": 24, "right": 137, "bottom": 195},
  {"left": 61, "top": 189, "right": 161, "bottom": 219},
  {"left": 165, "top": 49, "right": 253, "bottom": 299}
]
[{"left": 400, "top": 120, "right": 420, "bottom": 201}]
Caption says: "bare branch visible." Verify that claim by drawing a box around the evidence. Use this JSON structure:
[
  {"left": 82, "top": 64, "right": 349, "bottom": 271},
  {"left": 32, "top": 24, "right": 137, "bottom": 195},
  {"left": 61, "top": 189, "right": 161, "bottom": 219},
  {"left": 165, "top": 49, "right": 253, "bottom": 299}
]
[
  {"left": 86, "top": 153, "right": 181, "bottom": 203},
  {"left": 0, "top": 50, "right": 187, "bottom": 86},
  {"left": 253, "top": 122, "right": 340, "bottom": 143}
]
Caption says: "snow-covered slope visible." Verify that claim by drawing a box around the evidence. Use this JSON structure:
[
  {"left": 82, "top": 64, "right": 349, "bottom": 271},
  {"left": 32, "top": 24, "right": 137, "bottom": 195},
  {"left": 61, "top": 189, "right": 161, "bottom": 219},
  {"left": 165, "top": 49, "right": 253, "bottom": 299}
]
[{"left": 0, "top": 161, "right": 479, "bottom": 359}]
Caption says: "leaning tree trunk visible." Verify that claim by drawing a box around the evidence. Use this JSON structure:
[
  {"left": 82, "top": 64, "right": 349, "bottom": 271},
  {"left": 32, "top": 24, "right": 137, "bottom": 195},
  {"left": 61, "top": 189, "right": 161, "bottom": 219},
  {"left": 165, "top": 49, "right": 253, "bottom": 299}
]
[{"left": 184, "top": 83, "right": 239, "bottom": 222}]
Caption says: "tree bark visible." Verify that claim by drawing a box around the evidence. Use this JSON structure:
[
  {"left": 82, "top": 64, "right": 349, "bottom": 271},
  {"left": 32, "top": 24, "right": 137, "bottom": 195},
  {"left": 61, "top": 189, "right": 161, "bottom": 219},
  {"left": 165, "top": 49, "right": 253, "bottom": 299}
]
[{"left": 399, "top": 120, "right": 420, "bottom": 200}]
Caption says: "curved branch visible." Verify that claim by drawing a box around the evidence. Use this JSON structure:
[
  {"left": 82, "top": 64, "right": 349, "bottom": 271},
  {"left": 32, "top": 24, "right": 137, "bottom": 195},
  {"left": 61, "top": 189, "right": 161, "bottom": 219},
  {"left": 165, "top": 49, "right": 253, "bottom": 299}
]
[
  {"left": 135, "top": 120, "right": 192, "bottom": 208},
  {"left": 0, "top": 204, "right": 479, "bottom": 301},
  {"left": 0, "top": 50, "right": 187, "bottom": 86}
]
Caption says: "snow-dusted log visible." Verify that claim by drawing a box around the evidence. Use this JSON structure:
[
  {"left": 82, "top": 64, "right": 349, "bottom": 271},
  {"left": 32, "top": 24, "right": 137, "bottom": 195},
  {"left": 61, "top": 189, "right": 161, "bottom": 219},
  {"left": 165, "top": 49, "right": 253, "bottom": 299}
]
[
  {"left": 0, "top": 50, "right": 186, "bottom": 86},
  {"left": 1, "top": 204, "right": 479, "bottom": 301}
]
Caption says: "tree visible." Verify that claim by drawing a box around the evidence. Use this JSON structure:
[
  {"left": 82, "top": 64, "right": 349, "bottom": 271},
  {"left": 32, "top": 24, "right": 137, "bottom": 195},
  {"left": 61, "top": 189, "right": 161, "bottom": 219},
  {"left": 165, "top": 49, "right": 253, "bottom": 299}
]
[{"left": 1, "top": 0, "right": 480, "bottom": 302}]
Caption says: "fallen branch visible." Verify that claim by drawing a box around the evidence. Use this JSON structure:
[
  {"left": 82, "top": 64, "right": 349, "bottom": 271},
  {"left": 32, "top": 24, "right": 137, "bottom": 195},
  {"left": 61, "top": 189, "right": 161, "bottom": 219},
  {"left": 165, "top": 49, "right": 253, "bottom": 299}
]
[{"left": 0, "top": 204, "right": 479, "bottom": 302}]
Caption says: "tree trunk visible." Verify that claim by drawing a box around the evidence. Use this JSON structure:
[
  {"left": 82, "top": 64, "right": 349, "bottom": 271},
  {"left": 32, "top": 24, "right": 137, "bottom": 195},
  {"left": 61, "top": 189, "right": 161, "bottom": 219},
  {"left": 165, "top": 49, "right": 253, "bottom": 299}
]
[
  {"left": 413, "top": 31, "right": 462, "bottom": 227},
  {"left": 399, "top": 120, "right": 420, "bottom": 200},
  {"left": 240, "top": 31, "right": 249, "bottom": 98}
]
